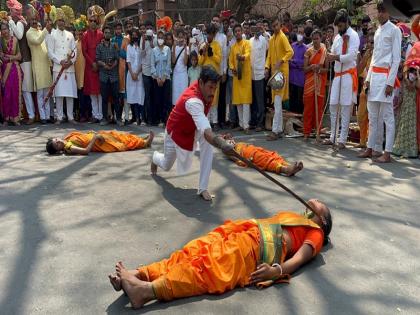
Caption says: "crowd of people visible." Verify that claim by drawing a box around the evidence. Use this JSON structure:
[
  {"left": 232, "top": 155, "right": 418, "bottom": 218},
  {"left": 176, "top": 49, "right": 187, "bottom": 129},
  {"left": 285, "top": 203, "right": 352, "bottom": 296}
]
[{"left": 0, "top": 1, "right": 420, "bottom": 160}]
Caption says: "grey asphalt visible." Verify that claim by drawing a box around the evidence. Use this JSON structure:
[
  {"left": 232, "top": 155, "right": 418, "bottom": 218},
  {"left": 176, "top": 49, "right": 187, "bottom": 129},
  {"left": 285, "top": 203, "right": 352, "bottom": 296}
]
[{"left": 0, "top": 124, "right": 419, "bottom": 315}]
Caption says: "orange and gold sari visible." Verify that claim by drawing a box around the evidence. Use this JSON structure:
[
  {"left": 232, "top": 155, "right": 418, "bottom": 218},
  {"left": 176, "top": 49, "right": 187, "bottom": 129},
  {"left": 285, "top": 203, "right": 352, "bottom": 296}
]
[
  {"left": 233, "top": 142, "right": 288, "bottom": 174},
  {"left": 64, "top": 131, "right": 147, "bottom": 153},
  {"left": 303, "top": 44, "right": 327, "bottom": 136},
  {"left": 138, "top": 212, "right": 323, "bottom": 301}
]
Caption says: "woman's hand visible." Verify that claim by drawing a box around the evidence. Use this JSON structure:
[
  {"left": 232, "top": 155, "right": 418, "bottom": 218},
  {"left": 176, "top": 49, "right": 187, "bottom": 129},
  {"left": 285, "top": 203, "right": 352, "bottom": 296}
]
[{"left": 249, "top": 263, "right": 279, "bottom": 285}]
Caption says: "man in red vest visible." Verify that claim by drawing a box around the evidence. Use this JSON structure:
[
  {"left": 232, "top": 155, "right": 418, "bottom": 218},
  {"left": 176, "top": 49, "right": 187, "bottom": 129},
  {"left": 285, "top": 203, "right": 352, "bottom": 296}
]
[{"left": 151, "top": 65, "right": 232, "bottom": 201}]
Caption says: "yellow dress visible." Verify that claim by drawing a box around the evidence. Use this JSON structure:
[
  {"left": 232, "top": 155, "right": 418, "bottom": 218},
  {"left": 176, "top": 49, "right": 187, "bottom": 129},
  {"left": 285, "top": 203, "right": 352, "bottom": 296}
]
[
  {"left": 63, "top": 131, "right": 147, "bottom": 153},
  {"left": 265, "top": 31, "right": 294, "bottom": 101},
  {"left": 228, "top": 39, "right": 252, "bottom": 105},
  {"left": 198, "top": 40, "right": 222, "bottom": 106}
]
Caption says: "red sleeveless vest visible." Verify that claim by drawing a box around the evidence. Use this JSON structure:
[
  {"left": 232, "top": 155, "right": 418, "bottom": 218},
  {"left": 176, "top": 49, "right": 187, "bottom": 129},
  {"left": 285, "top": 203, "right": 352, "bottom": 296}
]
[{"left": 166, "top": 81, "right": 212, "bottom": 151}]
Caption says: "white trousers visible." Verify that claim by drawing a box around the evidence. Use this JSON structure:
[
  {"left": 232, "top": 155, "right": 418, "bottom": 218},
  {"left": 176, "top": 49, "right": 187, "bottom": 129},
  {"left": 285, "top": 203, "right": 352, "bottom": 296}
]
[
  {"left": 153, "top": 132, "right": 213, "bottom": 194},
  {"left": 56, "top": 97, "right": 74, "bottom": 121},
  {"left": 367, "top": 101, "right": 394, "bottom": 153},
  {"left": 272, "top": 95, "right": 283, "bottom": 133},
  {"left": 37, "top": 88, "right": 50, "bottom": 120},
  {"left": 329, "top": 104, "right": 353, "bottom": 144},
  {"left": 208, "top": 106, "right": 218, "bottom": 124},
  {"left": 237, "top": 104, "right": 250, "bottom": 129},
  {"left": 90, "top": 94, "right": 103, "bottom": 120},
  {"left": 123, "top": 99, "right": 130, "bottom": 121},
  {"left": 23, "top": 91, "right": 35, "bottom": 119}
]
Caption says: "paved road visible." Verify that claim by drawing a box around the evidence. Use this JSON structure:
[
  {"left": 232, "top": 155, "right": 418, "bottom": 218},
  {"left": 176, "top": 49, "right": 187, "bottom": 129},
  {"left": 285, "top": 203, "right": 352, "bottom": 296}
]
[{"left": 0, "top": 124, "right": 419, "bottom": 315}]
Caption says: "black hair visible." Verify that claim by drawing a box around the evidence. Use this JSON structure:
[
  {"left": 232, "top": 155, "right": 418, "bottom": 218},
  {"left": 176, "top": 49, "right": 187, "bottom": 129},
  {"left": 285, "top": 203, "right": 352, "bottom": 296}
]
[
  {"left": 0, "top": 21, "right": 9, "bottom": 30},
  {"left": 362, "top": 15, "right": 371, "bottom": 24},
  {"left": 199, "top": 65, "right": 221, "bottom": 84},
  {"left": 327, "top": 25, "right": 334, "bottom": 32},
  {"left": 103, "top": 24, "right": 112, "bottom": 32},
  {"left": 242, "top": 21, "right": 250, "bottom": 27},
  {"left": 283, "top": 11, "right": 291, "bottom": 19},
  {"left": 290, "top": 32, "right": 297, "bottom": 42},
  {"left": 322, "top": 208, "right": 333, "bottom": 245},
  {"left": 130, "top": 27, "right": 140, "bottom": 45},
  {"left": 212, "top": 14, "right": 220, "bottom": 20},
  {"left": 262, "top": 19, "right": 269, "bottom": 24},
  {"left": 144, "top": 20, "right": 153, "bottom": 27},
  {"left": 125, "top": 19, "right": 133, "bottom": 26},
  {"left": 311, "top": 29, "right": 322, "bottom": 38},
  {"left": 304, "top": 25, "right": 313, "bottom": 37},
  {"left": 206, "top": 23, "right": 217, "bottom": 35},
  {"left": 175, "top": 27, "right": 185, "bottom": 36},
  {"left": 376, "top": 0, "right": 386, "bottom": 12},
  {"left": 115, "top": 22, "right": 123, "bottom": 28},
  {"left": 190, "top": 50, "right": 198, "bottom": 60},
  {"left": 233, "top": 23, "right": 242, "bottom": 32},
  {"left": 334, "top": 9, "right": 349, "bottom": 26},
  {"left": 46, "top": 138, "right": 58, "bottom": 155}
]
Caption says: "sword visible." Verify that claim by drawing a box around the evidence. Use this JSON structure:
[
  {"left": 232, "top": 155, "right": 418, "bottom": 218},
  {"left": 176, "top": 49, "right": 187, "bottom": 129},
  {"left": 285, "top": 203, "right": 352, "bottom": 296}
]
[
  {"left": 42, "top": 47, "right": 76, "bottom": 109},
  {"left": 230, "top": 150, "right": 316, "bottom": 213}
]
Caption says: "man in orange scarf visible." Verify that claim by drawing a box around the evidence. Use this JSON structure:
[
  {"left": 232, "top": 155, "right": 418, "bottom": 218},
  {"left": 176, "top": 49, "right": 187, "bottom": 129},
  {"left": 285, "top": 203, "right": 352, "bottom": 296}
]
[
  {"left": 303, "top": 30, "right": 328, "bottom": 140},
  {"left": 109, "top": 199, "right": 332, "bottom": 309}
]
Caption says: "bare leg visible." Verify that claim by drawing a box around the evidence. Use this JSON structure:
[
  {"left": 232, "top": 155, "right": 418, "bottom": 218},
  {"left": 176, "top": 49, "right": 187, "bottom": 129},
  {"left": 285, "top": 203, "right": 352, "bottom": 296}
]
[
  {"left": 281, "top": 162, "right": 304, "bottom": 177},
  {"left": 144, "top": 131, "right": 155, "bottom": 148},
  {"left": 116, "top": 261, "right": 156, "bottom": 309}
]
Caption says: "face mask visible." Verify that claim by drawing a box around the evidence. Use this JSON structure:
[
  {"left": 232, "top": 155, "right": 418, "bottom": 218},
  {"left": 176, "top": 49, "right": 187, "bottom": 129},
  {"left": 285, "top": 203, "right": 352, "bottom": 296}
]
[
  {"left": 408, "top": 73, "right": 417, "bottom": 82},
  {"left": 157, "top": 38, "right": 164, "bottom": 46},
  {"left": 297, "top": 34, "right": 303, "bottom": 42}
]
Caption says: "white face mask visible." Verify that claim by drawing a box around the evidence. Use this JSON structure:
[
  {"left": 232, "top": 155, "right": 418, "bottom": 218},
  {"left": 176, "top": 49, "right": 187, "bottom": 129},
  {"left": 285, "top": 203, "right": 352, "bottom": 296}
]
[
  {"left": 158, "top": 38, "right": 164, "bottom": 46},
  {"left": 297, "top": 34, "right": 303, "bottom": 42},
  {"left": 408, "top": 73, "right": 417, "bottom": 82}
]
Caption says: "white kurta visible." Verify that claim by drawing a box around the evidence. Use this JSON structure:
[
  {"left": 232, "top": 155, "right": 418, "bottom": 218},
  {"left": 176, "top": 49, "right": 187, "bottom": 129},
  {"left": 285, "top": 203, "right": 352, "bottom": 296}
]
[
  {"left": 215, "top": 32, "right": 228, "bottom": 75},
  {"left": 46, "top": 29, "right": 77, "bottom": 98},
  {"left": 330, "top": 27, "right": 359, "bottom": 106},
  {"left": 152, "top": 97, "right": 212, "bottom": 193},
  {"left": 250, "top": 35, "right": 268, "bottom": 81},
  {"left": 126, "top": 43, "right": 145, "bottom": 105},
  {"left": 366, "top": 21, "right": 401, "bottom": 103},
  {"left": 172, "top": 45, "right": 189, "bottom": 105}
]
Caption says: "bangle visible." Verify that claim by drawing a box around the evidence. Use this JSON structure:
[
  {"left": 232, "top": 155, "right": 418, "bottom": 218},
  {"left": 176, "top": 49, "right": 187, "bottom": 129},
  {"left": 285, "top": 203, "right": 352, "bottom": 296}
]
[{"left": 272, "top": 263, "right": 283, "bottom": 275}]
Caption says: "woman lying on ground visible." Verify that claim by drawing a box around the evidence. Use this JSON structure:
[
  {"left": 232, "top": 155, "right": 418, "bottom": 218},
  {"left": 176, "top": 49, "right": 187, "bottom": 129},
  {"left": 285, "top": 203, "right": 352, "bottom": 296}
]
[
  {"left": 109, "top": 199, "right": 332, "bottom": 309},
  {"left": 46, "top": 130, "right": 154, "bottom": 155}
]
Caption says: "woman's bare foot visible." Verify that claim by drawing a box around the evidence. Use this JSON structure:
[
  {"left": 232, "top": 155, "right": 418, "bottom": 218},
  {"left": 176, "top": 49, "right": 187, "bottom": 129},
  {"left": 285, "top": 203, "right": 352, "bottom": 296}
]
[
  {"left": 200, "top": 190, "right": 213, "bottom": 201},
  {"left": 116, "top": 261, "right": 155, "bottom": 309},
  {"left": 283, "top": 161, "right": 304, "bottom": 177},
  {"left": 145, "top": 131, "right": 154, "bottom": 148},
  {"left": 109, "top": 273, "right": 122, "bottom": 291}
]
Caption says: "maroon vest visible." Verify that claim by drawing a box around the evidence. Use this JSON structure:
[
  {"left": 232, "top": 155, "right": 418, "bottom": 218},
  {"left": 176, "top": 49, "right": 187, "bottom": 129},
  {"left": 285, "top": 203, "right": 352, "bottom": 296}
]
[{"left": 166, "top": 81, "right": 211, "bottom": 151}]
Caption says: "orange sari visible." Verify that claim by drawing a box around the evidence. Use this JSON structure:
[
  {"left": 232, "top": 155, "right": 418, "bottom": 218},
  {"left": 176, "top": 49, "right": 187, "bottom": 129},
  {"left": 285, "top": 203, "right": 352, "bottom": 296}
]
[
  {"left": 303, "top": 44, "right": 327, "bottom": 136},
  {"left": 138, "top": 212, "right": 323, "bottom": 301},
  {"left": 64, "top": 131, "right": 146, "bottom": 153},
  {"left": 233, "top": 142, "right": 288, "bottom": 174}
]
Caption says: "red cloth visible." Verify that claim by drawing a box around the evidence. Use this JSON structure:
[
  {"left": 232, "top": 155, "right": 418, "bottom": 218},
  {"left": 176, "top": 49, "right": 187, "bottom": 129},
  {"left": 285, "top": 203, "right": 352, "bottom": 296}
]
[
  {"left": 81, "top": 29, "right": 103, "bottom": 95},
  {"left": 283, "top": 225, "right": 324, "bottom": 257},
  {"left": 166, "top": 81, "right": 211, "bottom": 151},
  {"left": 303, "top": 94, "right": 325, "bottom": 136}
]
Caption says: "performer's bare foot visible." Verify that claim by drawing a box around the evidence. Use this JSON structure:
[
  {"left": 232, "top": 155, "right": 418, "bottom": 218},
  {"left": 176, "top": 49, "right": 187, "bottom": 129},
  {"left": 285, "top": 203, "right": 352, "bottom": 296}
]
[
  {"left": 116, "top": 262, "right": 155, "bottom": 309},
  {"left": 109, "top": 273, "right": 122, "bottom": 291},
  {"left": 282, "top": 161, "right": 304, "bottom": 177},
  {"left": 374, "top": 153, "right": 391, "bottom": 163},
  {"left": 151, "top": 160, "right": 157, "bottom": 175},
  {"left": 357, "top": 148, "right": 372, "bottom": 158},
  {"left": 200, "top": 190, "right": 213, "bottom": 201},
  {"left": 145, "top": 131, "right": 155, "bottom": 148}
]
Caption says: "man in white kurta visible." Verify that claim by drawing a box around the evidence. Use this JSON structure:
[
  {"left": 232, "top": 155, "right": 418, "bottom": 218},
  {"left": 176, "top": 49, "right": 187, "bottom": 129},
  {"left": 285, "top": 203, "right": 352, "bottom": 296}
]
[
  {"left": 325, "top": 9, "right": 360, "bottom": 149},
  {"left": 358, "top": 2, "right": 401, "bottom": 163},
  {"left": 47, "top": 16, "right": 77, "bottom": 124}
]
